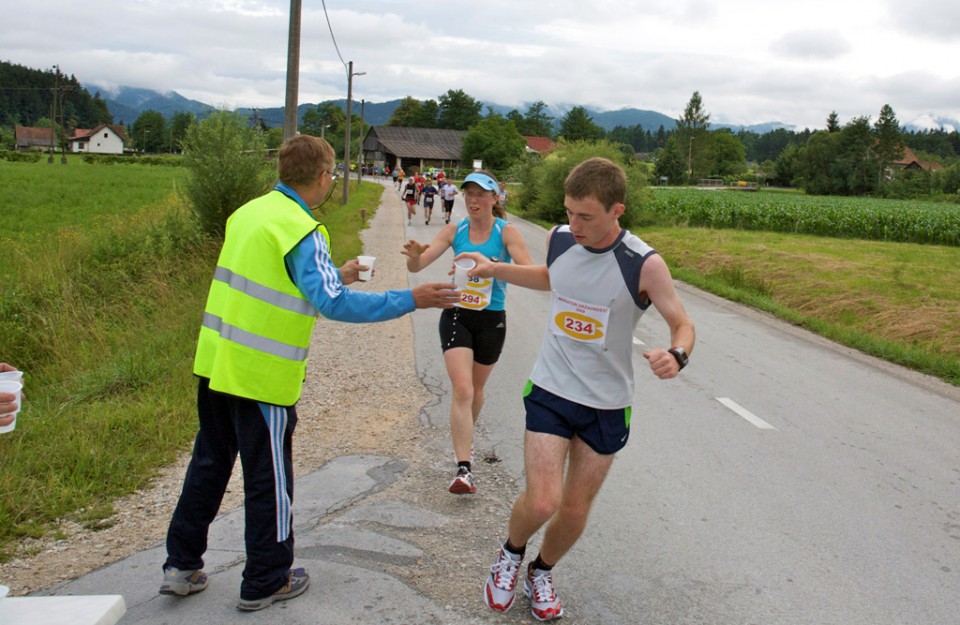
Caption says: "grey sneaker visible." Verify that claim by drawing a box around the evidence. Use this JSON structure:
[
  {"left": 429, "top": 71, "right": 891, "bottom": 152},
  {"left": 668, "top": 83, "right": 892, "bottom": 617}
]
[
  {"left": 159, "top": 566, "right": 208, "bottom": 596},
  {"left": 236, "top": 567, "right": 310, "bottom": 611}
]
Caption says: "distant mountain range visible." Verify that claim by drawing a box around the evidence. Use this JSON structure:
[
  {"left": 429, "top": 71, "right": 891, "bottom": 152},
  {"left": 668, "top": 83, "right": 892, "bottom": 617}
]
[{"left": 86, "top": 84, "right": 958, "bottom": 135}]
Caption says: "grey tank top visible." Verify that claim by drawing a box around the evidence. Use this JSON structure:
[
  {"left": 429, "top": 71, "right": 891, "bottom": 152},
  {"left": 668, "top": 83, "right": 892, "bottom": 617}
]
[{"left": 529, "top": 226, "right": 656, "bottom": 409}]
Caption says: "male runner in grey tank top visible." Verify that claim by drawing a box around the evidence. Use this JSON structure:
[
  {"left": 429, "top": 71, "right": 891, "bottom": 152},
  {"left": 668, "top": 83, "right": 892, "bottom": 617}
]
[{"left": 458, "top": 157, "right": 696, "bottom": 622}]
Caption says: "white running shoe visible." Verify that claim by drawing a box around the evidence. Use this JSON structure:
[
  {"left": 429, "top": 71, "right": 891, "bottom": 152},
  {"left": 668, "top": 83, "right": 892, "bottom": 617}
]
[
  {"left": 448, "top": 466, "right": 477, "bottom": 494},
  {"left": 524, "top": 567, "right": 564, "bottom": 621},
  {"left": 483, "top": 545, "right": 522, "bottom": 612}
]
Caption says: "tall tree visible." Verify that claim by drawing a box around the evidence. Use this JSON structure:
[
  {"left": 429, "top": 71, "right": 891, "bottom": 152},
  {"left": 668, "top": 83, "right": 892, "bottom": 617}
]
[
  {"left": 411, "top": 99, "right": 439, "bottom": 128},
  {"left": 170, "top": 112, "right": 196, "bottom": 154},
  {"left": 460, "top": 112, "right": 527, "bottom": 171},
  {"left": 522, "top": 101, "right": 554, "bottom": 137},
  {"left": 557, "top": 106, "right": 603, "bottom": 142},
  {"left": 653, "top": 134, "right": 687, "bottom": 184},
  {"left": 386, "top": 96, "right": 423, "bottom": 127},
  {"left": 710, "top": 129, "right": 747, "bottom": 177},
  {"left": 132, "top": 110, "right": 166, "bottom": 154},
  {"left": 826, "top": 111, "right": 841, "bottom": 133},
  {"left": 838, "top": 116, "right": 879, "bottom": 195},
  {"left": 798, "top": 130, "right": 843, "bottom": 194},
  {"left": 676, "top": 91, "right": 711, "bottom": 182},
  {"left": 506, "top": 109, "right": 525, "bottom": 132},
  {"left": 437, "top": 89, "right": 482, "bottom": 130},
  {"left": 874, "top": 104, "right": 904, "bottom": 186},
  {"left": 302, "top": 102, "right": 344, "bottom": 137}
]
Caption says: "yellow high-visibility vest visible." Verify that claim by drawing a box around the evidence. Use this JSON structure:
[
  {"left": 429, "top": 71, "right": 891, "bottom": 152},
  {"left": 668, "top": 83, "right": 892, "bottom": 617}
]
[{"left": 194, "top": 190, "right": 329, "bottom": 406}]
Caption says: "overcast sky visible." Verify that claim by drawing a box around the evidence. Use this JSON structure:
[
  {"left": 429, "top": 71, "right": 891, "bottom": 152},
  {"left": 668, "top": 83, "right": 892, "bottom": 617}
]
[{"left": 5, "top": 0, "right": 959, "bottom": 130}]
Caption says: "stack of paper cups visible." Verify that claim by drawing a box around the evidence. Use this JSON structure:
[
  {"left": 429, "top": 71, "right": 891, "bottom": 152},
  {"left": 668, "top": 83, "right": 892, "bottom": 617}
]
[{"left": 0, "top": 370, "right": 23, "bottom": 434}]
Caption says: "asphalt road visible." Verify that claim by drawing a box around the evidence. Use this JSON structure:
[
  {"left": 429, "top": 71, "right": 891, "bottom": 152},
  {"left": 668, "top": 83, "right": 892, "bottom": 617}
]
[{"left": 404, "top": 190, "right": 960, "bottom": 625}]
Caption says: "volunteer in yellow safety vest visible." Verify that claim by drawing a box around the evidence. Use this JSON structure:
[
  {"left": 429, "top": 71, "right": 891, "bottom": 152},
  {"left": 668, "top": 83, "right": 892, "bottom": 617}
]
[{"left": 161, "top": 135, "right": 459, "bottom": 611}]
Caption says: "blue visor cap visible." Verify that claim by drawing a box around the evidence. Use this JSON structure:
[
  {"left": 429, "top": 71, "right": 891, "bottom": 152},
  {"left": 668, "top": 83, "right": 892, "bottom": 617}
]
[{"left": 460, "top": 172, "right": 498, "bottom": 191}]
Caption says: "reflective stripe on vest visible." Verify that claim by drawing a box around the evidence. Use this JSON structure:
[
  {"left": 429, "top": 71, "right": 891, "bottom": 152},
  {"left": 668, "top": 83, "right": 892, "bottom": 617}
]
[
  {"left": 202, "top": 312, "right": 309, "bottom": 362},
  {"left": 213, "top": 266, "right": 317, "bottom": 317}
]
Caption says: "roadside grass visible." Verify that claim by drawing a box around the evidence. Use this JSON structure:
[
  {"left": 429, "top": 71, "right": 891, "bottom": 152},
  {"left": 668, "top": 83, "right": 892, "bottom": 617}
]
[
  {"left": 641, "top": 226, "right": 960, "bottom": 386},
  {"left": 0, "top": 163, "right": 383, "bottom": 560},
  {"left": 0, "top": 193, "right": 215, "bottom": 556},
  {"left": 314, "top": 178, "right": 384, "bottom": 264}
]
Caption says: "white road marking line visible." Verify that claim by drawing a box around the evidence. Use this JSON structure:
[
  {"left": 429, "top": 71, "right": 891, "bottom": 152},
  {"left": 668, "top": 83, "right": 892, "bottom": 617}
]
[{"left": 716, "top": 397, "right": 777, "bottom": 430}]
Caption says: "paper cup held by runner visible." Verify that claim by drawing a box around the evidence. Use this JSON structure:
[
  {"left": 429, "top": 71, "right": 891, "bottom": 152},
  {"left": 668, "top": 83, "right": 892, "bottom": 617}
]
[
  {"left": 453, "top": 257, "right": 476, "bottom": 289},
  {"left": 0, "top": 380, "right": 23, "bottom": 434},
  {"left": 357, "top": 255, "right": 376, "bottom": 281}
]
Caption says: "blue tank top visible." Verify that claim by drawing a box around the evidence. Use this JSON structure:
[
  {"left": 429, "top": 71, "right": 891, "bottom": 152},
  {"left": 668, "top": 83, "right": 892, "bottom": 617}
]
[{"left": 452, "top": 217, "right": 512, "bottom": 311}]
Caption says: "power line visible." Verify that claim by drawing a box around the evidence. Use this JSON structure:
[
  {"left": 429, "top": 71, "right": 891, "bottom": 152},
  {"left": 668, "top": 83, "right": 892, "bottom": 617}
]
[{"left": 321, "top": 0, "right": 347, "bottom": 71}]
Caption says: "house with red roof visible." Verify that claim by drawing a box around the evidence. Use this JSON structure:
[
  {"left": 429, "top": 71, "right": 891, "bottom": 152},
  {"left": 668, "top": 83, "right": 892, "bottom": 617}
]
[
  {"left": 70, "top": 124, "right": 127, "bottom": 155},
  {"left": 893, "top": 146, "right": 942, "bottom": 172},
  {"left": 524, "top": 135, "right": 557, "bottom": 156}
]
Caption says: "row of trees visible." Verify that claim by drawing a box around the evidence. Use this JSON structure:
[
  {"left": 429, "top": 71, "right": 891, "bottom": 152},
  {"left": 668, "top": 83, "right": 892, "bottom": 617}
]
[
  {"left": 193, "top": 88, "right": 960, "bottom": 199},
  {"left": 5, "top": 59, "right": 956, "bottom": 199},
  {"left": 0, "top": 61, "right": 113, "bottom": 131}
]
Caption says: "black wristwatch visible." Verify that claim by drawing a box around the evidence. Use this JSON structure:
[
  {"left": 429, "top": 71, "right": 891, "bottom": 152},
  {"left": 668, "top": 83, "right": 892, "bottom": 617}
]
[{"left": 668, "top": 346, "right": 688, "bottom": 370}]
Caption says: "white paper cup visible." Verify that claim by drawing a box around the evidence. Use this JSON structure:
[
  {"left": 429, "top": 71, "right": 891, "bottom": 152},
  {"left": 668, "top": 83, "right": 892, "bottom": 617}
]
[
  {"left": 0, "top": 370, "right": 22, "bottom": 383},
  {"left": 0, "top": 380, "right": 23, "bottom": 434},
  {"left": 357, "top": 255, "right": 376, "bottom": 281},
  {"left": 453, "top": 257, "right": 476, "bottom": 289}
]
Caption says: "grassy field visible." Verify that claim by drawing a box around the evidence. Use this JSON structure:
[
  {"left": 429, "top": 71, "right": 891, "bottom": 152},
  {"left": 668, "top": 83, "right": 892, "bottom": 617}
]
[
  {"left": 642, "top": 226, "right": 960, "bottom": 385},
  {"left": 0, "top": 157, "right": 380, "bottom": 559},
  {"left": 0, "top": 155, "right": 183, "bottom": 238}
]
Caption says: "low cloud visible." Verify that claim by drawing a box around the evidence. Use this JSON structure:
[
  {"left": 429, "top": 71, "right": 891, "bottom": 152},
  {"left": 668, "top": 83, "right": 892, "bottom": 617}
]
[
  {"left": 884, "top": 0, "right": 960, "bottom": 42},
  {"left": 770, "top": 29, "right": 851, "bottom": 60}
]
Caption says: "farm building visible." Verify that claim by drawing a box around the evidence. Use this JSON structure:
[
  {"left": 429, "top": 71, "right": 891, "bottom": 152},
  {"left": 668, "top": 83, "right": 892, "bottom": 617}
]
[
  {"left": 893, "top": 146, "right": 942, "bottom": 172},
  {"left": 70, "top": 124, "right": 127, "bottom": 155},
  {"left": 361, "top": 126, "right": 467, "bottom": 174},
  {"left": 360, "top": 126, "right": 558, "bottom": 174},
  {"left": 14, "top": 125, "right": 55, "bottom": 151}
]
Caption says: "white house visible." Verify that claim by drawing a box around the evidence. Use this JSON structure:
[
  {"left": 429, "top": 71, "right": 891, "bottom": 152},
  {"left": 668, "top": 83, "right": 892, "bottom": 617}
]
[{"left": 70, "top": 124, "right": 127, "bottom": 155}]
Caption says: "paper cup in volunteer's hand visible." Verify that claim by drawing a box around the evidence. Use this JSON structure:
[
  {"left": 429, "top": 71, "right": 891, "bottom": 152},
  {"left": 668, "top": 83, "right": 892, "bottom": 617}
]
[
  {"left": 0, "top": 370, "right": 22, "bottom": 383},
  {"left": 453, "top": 257, "right": 477, "bottom": 289},
  {"left": 0, "top": 379, "right": 23, "bottom": 434},
  {"left": 357, "top": 255, "right": 376, "bottom": 281}
]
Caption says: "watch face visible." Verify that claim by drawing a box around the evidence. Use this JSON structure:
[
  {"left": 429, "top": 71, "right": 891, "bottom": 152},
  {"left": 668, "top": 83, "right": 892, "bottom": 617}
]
[{"left": 669, "top": 347, "right": 688, "bottom": 368}]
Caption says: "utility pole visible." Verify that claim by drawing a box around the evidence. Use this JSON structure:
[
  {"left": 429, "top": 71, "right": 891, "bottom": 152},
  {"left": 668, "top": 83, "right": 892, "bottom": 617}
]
[
  {"left": 342, "top": 62, "right": 365, "bottom": 204},
  {"left": 357, "top": 99, "right": 365, "bottom": 183},
  {"left": 48, "top": 65, "right": 57, "bottom": 164},
  {"left": 58, "top": 72, "right": 67, "bottom": 164},
  {"left": 283, "top": 0, "right": 302, "bottom": 141}
]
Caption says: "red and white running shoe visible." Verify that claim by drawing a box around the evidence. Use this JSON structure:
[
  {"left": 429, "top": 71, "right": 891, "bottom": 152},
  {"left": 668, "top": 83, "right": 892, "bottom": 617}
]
[
  {"left": 524, "top": 567, "right": 564, "bottom": 621},
  {"left": 483, "top": 545, "right": 522, "bottom": 612},
  {"left": 448, "top": 466, "right": 477, "bottom": 494}
]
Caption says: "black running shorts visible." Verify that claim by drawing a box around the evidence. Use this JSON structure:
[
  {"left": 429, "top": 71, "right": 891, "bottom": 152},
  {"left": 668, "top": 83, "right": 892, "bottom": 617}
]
[{"left": 438, "top": 307, "right": 506, "bottom": 366}]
